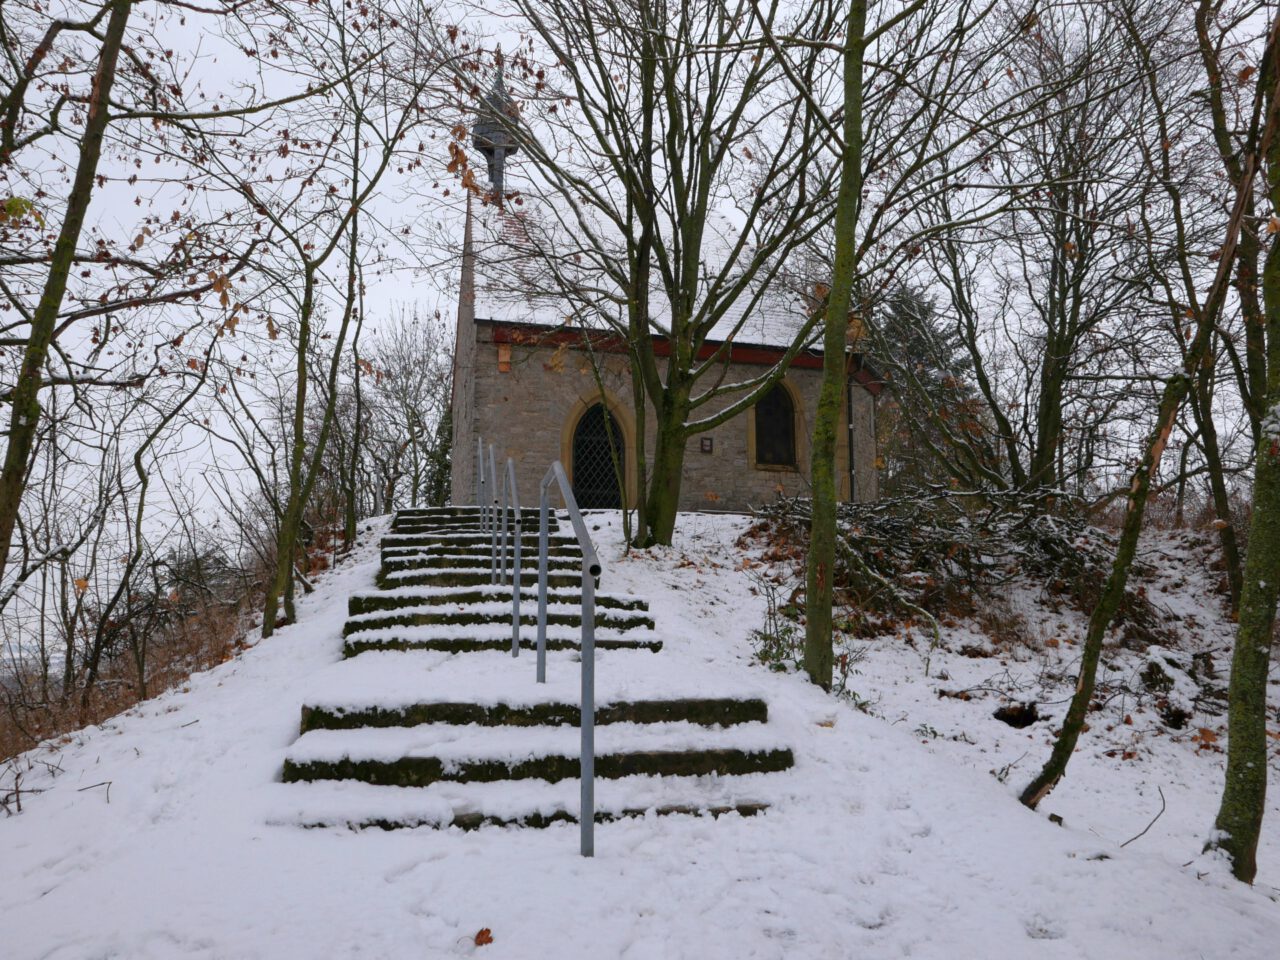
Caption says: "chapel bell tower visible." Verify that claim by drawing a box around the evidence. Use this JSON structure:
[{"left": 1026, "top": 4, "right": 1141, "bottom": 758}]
[{"left": 472, "top": 58, "right": 519, "bottom": 201}]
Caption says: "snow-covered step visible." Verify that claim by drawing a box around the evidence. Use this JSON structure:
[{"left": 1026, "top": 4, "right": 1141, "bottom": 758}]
[
  {"left": 298, "top": 649, "right": 766, "bottom": 714},
  {"left": 375, "top": 553, "right": 582, "bottom": 572},
  {"left": 376, "top": 568, "right": 585, "bottom": 589},
  {"left": 341, "top": 603, "right": 655, "bottom": 637},
  {"left": 281, "top": 721, "right": 794, "bottom": 786},
  {"left": 392, "top": 517, "right": 542, "bottom": 535},
  {"left": 300, "top": 695, "right": 767, "bottom": 732},
  {"left": 393, "top": 506, "right": 542, "bottom": 519},
  {"left": 378, "top": 557, "right": 581, "bottom": 580},
  {"left": 264, "top": 775, "right": 773, "bottom": 830},
  {"left": 381, "top": 537, "right": 578, "bottom": 552},
  {"left": 381, "top": 531, "right": 576, "bottom": 550},
  {"left": 391, "top": 508, "right": 543, "bottom": 527},
  {"left": 342, "top": 623, "right": 663, "bottom": 656},
  {"left": 347, "top": 585, "right": 646, "bottom": 614},
  {"left": 380, "top": 547, "right": 582, "bottom": 568}
]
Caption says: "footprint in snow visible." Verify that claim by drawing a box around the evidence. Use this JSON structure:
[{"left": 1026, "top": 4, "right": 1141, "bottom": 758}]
[{"left": 1025, "top": 914, "right": 1066, "bottom": 940}]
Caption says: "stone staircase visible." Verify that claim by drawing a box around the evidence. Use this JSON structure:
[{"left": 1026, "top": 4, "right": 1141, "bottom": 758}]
[{"left": 277, "top": 506, "right": 795, "bottom": 830}]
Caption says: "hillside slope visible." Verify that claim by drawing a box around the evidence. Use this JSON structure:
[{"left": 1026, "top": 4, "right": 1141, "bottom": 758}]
[{"left": 1, "top": 513, "right": 1277, "bottom": 959}]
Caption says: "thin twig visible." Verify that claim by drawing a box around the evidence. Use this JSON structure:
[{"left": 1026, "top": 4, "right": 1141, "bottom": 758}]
[
  {"left": 1120, "top": 786, "right": 1167, "bottom": 848},
  {"left": 77, "top": 780, "right": 112, "bottom": 803}
]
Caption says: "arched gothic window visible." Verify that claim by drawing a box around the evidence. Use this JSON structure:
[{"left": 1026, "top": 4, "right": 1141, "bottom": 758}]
[
  {"left": 572, "top": 403, "right": 625, "bottom": 508},
  {"left": 755, "top": 384, "right": 796, "bottom": 467}
]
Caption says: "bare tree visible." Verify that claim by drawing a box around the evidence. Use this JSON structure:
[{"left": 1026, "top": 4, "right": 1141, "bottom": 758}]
[
  {"left": 450, "top": 0, "right": 846, "bottom": 544},
  {"left": 183, "top": 1, "right": 454, "bottom": 634},
  {"left": 0, "top": 0, "right": 329, "bottom": 597},
  {"left": 1019, "top": 1, "right": 1280, "bottom": 821},
  {"left": 781, "top": 0, "right": 1092, "bottom": 688}
]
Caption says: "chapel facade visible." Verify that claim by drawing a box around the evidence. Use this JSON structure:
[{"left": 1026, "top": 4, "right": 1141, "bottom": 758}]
[
  {"left": 448, "top": 72, "right": 881, "bottom": 513},
  {"left": 449, "top": 311, "right": 881, "bottom": 513}
]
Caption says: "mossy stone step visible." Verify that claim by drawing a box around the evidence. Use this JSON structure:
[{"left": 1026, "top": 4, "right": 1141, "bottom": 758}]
[
  {"left": 381, "top": 544, "right": 582, "bottom": 561},
  {"left": 390, "top": 526, "right": 539, "bottom": 539},
  {"left": 391, "top": 506, "right": 537, "bottom": 514},
  {"left": 394, "top": 506, "right": 543, "bottom": 519},
  {"left": 394, "top": 506, "right": 545, "bottom": 522},
  {"left": 378, "top": 547, "right": 581, "bottom": 570},
  {"left": 379, "top": 554, "right": 582, "bottom": 572},
  {"left": 342, "top": 635, "right": 664, "bottom": 657},
  {"left": 381, "top": 533, "right": 572, "bottom": 550},
  {"left": 342, "top": 610, "right": 655, "bottom": 637},
  {"left": 300, "top": 697, "right": 768, "bottom": 732},
  {"left": 377, "top": 571, "right": 583, "bottom": 589},
  {"left": 282, "top": 746, "right": 794, "bottom": 787},
  {"left": 391, "top": 519, "right": 542, "bottom": 535},
  {"left": 298, "top": 801, "right": 770, "bottom": 831},
  {"left": 347, "top": 590, "right": 646, "bottom": 616}
]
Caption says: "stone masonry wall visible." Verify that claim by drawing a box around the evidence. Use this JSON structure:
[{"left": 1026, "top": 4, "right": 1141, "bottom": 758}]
[{"left": 457, "top": 323, "right": 878, "bottom": 513}]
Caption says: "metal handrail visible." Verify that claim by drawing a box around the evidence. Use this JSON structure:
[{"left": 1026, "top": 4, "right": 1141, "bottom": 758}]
[
  {"left": 537, "top": 460, "right": 602, "bottom": 858},
  {"left": 504, "top": 458, "right": 521, "bottom": 656},
  {"left": 487, "top": 444, "right": 499, "bottom": 583},
  {"left": 476, "top": 437, "right": 487, "bottom": 533}
]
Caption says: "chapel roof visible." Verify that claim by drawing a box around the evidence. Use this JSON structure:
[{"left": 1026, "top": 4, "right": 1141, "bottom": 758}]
[{"left": 465, "top": 198, "right": 829, "bottom": 351}]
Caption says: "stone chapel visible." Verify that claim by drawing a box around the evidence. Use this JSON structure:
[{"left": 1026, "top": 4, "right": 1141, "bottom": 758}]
[{"left": 448, "top": 75, "right": 881, "bottom": 514}]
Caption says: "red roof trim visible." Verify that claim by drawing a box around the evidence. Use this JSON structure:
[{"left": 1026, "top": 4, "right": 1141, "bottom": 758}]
[{"left": 482, "top": 319, "right": 883, "bottom": 396}]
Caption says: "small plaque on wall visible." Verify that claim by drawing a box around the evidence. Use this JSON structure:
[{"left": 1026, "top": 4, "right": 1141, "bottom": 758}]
[{"left": 700, "top": 437, "right": 714, "bottom": 453}]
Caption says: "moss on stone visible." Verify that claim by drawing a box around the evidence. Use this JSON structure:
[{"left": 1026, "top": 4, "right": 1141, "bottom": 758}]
[
  {"left": 341, "top": 635, "right": 664, "bottom": 657},
  {"left": 299, "top": 697, "right": 768, "bottom": 732},
  {"left": 375, "top": 571, "right": 582, "bottom": 589},
  {"left": 299, "top": 802, "right": 769, "bottom": 832},
  {"left": 342, "top": 610, "right": 654, "bottom": 638},
  {"left": 283, "top": 746, "right": 793, "bottom": 787},
  {"left": 347, "top": 590, "right": 644, "bottom": 617}
]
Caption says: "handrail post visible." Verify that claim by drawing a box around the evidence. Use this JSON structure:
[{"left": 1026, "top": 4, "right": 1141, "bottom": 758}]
[
  {"left": 488, "top": 444, "right": 499, "bottom": 585},
  {"left": 477, "top": 437, "right": 487, "bottom": 533},
  {"left": 499, "top": 466, "right": 510, "bottom": 586},
  {"left": 499, "top": 465, "right": 509, "bottom": 586},
  {"left": 531, "top": 461, "right": 600, "bottom": 857},
  {"left": 580, "top": 561, "right": 596, "bottom": 858},
  {"left": 509, "top": 459, "right": 521, "bottom": 658},
  {"left": 536, "top": 478, "right": 550, "bottom": 682}
]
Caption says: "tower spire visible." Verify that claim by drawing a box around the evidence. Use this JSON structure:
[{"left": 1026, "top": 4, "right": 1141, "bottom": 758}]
[
  {"left": 459, "top": 190, "right": 475, "bottom": 325},
  {"left": 472, "top": 50, "right": 519, "bottom": 204}
]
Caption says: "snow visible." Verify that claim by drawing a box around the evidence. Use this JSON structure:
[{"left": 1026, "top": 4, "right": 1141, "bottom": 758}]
[
  {"left": 2, "top": 513, "right": 1278, "bottom": 959},
  {"left": 264, "top": 774, "right": 774, "bottom": 830},
  {"left": 298, "top": 650, "right": 765, "bottom": 712},
  {"left": 342, "top": 622, "right": 654, "bottom": 645},
  {"left": 343, "top": 600, "right": 631, "bottom": 625},
  {"left": 285, "top": 720, "right": 787, "bottom": 767}
]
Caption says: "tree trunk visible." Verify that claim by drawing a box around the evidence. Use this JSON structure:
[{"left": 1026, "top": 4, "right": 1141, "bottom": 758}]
[
  {"left": 1028, "top": 350, "right": 1065, "bottom": 491},
  {"left": 1020, "top": 376, "right": 1187, "bottom": 808},
  {"left": 1212, "top": 396, "right": 1280, "bottom": 881},
  {"left": 804, "top": 0, "right": 866, "bottom": 691},
  {"left": 1189, "top": 373, "right": 1243, "bottom": 611},
  {"left": 0, "top": 0, "right": 132, "bottom": 583},
  {"left": 644, "top": 389, "right": 689, "bottom": 546},
  {"left": 261, "top": 280, "right": 316, "bottom": 637},
  {"left": 344, "top": 338, "right": 364, "bottom": 549},
  {"left": 1211, "top": 163, "right": 1280, "bottom": 885},
  {"left": 643, "top": 369, "right": 692, "bottom": 546},
  {"left": 630, "top": 351, "right": 648, "bottom": 544},
  {"left": 1021, "top": 10, "right": 1277, "bottom": 804}
]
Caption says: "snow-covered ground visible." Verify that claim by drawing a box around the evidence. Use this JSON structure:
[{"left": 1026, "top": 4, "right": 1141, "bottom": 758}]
[{"left": 1, "top": 512, "right": 1277, "bottom": 959}]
